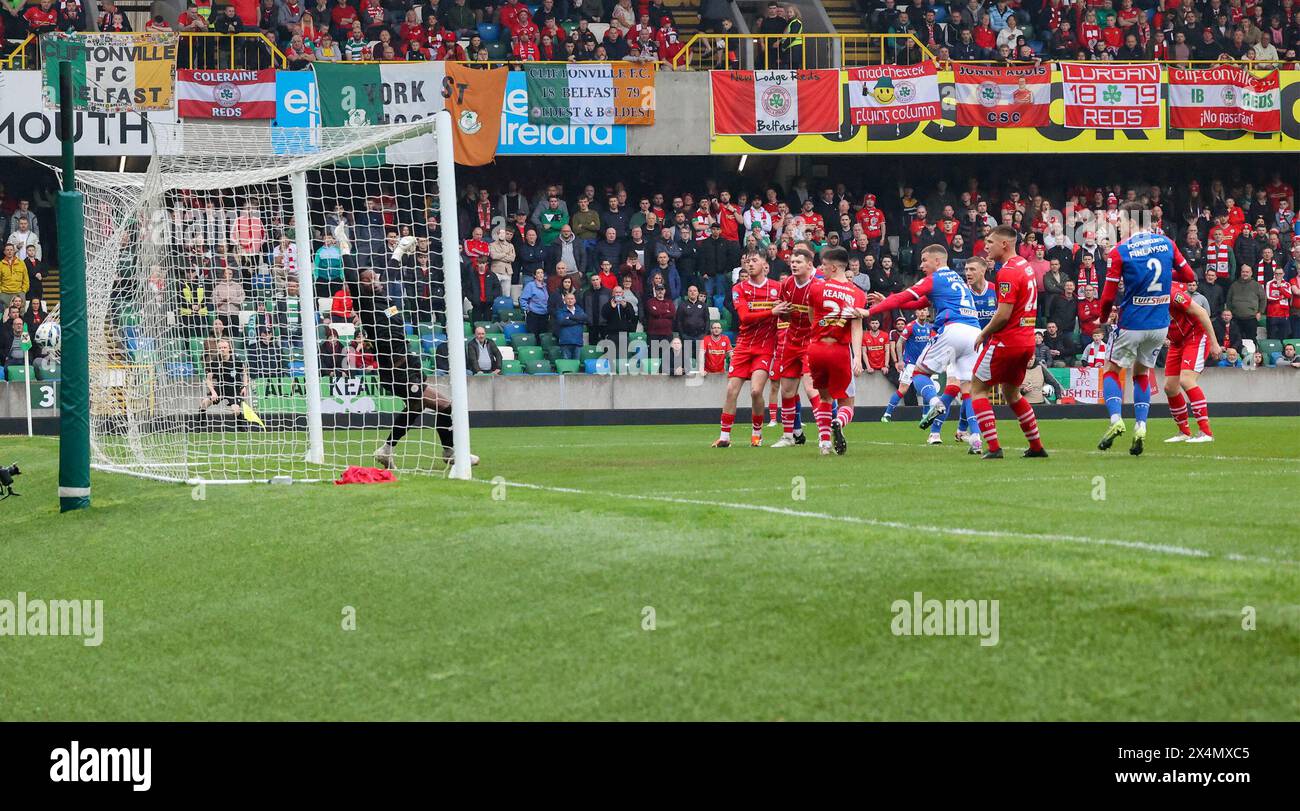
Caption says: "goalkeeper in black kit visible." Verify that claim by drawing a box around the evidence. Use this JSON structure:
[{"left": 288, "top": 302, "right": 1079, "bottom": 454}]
[{"left": 347, "top": 266, "right": 478, "bottom": 469}]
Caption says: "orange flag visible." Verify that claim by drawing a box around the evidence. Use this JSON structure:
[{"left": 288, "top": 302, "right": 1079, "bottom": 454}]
[{"left": 442, "top": 63, "right": 507, "bottom": 166}]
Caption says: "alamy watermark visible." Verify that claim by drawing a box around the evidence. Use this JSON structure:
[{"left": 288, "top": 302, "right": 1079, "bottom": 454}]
[
  {"left": 0, "top": 592, "right": 104, "bottom": 647},
  {"left": 891, "top": 592, "right": 999, "bottom": 647}
]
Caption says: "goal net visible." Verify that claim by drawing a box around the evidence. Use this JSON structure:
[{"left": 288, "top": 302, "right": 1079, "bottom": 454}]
[{"left": 74, "top": 116, "right": 471, "bottom": 484}]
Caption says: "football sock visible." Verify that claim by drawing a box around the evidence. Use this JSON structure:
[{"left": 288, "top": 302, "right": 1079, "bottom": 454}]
[
  {"left": 962, "top": 394, "right": 979, "bottom": 438},
  {"left": 930, "top": 384, "right": 960, "bottom": 434},
  {"left": 1102, "top": 370, "right": 1124, "bottom": 423},
  {"left": 387, "top": 410, "right": 412, "bottom": 447},
  {"left": 1132, "top": 371, "right": 1151, "bottom": 427},
  {"left": 972, "top": 396, "right": 999, "bottom": 452},
  {"left": 914, "top": 374, "right": 937, "bottom": 405},
  {"left": 1167, "top": 390, "right": 1191, "bottom": 435},
  {"left": 885, "top": 391, "right": 901, "bottom": 416},
  {"left": 1009, "top": 396, "right": 1044, "bottom": 451},
  {"left": 768, "top": 402, "right": 778, "bottom": 423},
  {"left": 719, "top": 411, "right": 735, "bottom": 441},
  {"left": 793, "top": 400, "right": 804, "bottom": 434},
  {"left": 814, "top": 401, "right": 833, "bottom": 443},
  {"left": 836, "top": 404, "right": 854, "bottom": 427},
  {"left": 781, "top": 396, "right": 798, "bottom": 437},
  {"left": 435, "top": 423, "right": 453, "bottom": 450},
  {"left": 751, "top": 411, "right": 764, "bottom": 434},
  {"left": 1186, "top": 385, "right": 1212, "bottom": 435}
]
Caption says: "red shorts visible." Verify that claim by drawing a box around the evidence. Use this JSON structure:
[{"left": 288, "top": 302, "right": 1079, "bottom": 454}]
[
  {"left": 1165, "top": 333, "right": 1209, "bottom": 377},
  {"left": 973, "top": 339, "right": 1034, "bottom": 387},
  {"left": 807, "top": 340, "right": 855, "bottom": 400},
  {"left": 728, "top": 343, "right": 776, "bottom": 379},
  {"left": 775, "top": 341, "right": 810, "bottom": 379}
]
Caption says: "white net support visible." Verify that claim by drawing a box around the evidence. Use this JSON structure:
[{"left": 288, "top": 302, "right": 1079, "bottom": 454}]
[{"left": 75, "top": 118, "right": 470, "bottom": 483}]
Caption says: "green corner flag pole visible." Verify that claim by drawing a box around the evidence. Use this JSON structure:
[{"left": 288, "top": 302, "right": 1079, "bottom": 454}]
[{"left": 57, "top": 58, "right": 90, "bottom": 513}]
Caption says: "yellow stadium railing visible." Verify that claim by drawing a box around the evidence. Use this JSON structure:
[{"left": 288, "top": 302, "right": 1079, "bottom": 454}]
[
  {"left": 177, "top": 32, "right": 287, "bottom": 70},
  {"left": 671, "top": 33, "right": 935, "bottom": 71},
  {"left": 0, "top": 35, "right": 36, "bottom": 70}
]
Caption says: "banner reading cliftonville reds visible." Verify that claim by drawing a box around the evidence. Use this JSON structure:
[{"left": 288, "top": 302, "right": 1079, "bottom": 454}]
[
  {"left": 41, "top": 32, "right": 178, "bottom": 112},
  {"left": 1168, "top": 67, "right": 1281, "bottom": 132},
  {"left": 1061, "top": 62, "right": 1160, "bottom": 130},
  {"left": 711, "top": 70, "right": 840, "bottom": 135},
  {"left": 846, "top": 62, "right": 940, "bottom": 126},
  {"left": 525, "top": 63, "right": 655, "bottom": 126},
  {"left": 177, "top": 69, "right": 275, "bottom": 119},
  {"left": 954, "top": 64, "right": 1050, "bottom": 128}
]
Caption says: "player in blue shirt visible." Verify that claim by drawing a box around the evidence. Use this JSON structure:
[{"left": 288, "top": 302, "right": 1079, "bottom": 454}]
[
  {"left": 928, "top": 255, "right": 1001, "bottom": 447},
  {"left": 1097, "top": 228, "right": 1195, "bottom": 455},
  {"left": 881, "top": 310, "right": 934, "bottom": 422},
  {"left": 867, "top": 244, "right": 982, "bottom": 451}
]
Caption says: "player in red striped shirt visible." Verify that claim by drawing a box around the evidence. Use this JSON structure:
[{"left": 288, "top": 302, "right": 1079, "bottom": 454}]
[
  {"left": 771, "top": 247, "right": 823, "bottom": 448},
  {"left": 971, "top": 226, "right": 1049, "bottom": 459},
  {"left": 809, "top": 247, "right": 866, "bottom": 455},
  {"left": 712, "top": 251, "right": 786, "bottom": 448},
  {"left": 1162, "top": 282, "right": 1221, "bottom": 443}
]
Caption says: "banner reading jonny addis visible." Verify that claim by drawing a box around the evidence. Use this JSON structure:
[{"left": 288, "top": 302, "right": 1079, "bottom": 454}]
[{"left": 41, "top": 32, "right": 178, "bottom": 112}]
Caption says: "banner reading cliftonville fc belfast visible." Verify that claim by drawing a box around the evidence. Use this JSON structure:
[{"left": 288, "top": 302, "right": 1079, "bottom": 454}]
[
  {"left": 954, "top": 64, "right": 1050, "bottom": 128},
  {"left": 1168, "top": 67, "right": 1281, "bottom": 132},
  {"left": 846, "top": 62, "right": 940, "bottom": 126},
  {"left": 1061, "top": 62, "right": 1160, "bottom": 129},
  {"left": 525, "top": 63, "right": 655, "bottom": 126},
  {"left": 41, "top": 32, "right": 178, "bottom": 112},
  {"left": 711, "top": 70, "right": 840, "bottom": 135},
  {"left": 177, "top": 69, "right": 275, "bottom": 119}
]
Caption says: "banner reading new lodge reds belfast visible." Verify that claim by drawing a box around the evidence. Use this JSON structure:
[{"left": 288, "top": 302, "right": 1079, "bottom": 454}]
[{"left": 712, "top": 67, "right": 1300, "bottom": 154}]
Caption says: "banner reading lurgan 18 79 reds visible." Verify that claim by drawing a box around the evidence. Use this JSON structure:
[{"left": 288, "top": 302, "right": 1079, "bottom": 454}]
[
  {"left": 1061, "top": 62, "right": 1160, "bottom": 129},
  {"left": 42, "top": 32, "right": 178, "bottom": 112}
]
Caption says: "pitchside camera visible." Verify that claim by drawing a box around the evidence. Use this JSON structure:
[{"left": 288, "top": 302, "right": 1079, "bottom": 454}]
[{"left": 0, "top": 463, "right": 21, "bottom": 499}]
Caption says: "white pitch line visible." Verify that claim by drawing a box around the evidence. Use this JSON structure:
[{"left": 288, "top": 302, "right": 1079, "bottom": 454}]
[{"left": 473, "top": 477, "right": 1299, "bottom": 566}]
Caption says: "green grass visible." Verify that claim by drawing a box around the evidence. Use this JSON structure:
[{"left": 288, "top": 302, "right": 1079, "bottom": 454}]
[{"left": 2, "top": 416, "right": 1299, "bottom": 721}]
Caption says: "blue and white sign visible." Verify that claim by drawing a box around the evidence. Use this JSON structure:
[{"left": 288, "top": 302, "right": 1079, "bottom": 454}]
[
  {"left": 497, "top": 72, "right": 627, "bottom": 156},
  {"left": 272, "top": 69, "right": 320, "bottom": 154}
]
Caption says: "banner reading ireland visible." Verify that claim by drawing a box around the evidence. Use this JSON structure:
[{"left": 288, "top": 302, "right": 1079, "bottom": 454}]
[
  {"left": 42, "top": 32, "right": 178, "bottom": 112},
  {"left": 525, "top": 63, "right": 655, "bottom": 126}
]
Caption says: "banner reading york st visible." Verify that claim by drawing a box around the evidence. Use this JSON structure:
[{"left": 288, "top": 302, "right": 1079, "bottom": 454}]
[
  {"left": 847, "top": 62, "right": 940, "bottom": 126},
  {"left": 1168, "top": 67, "right": 1281, "bottom": 132},
  {"left": 525, "top": 63, "right": 655, "bottom": 126},
  {"left": 1061, "top": 63, "right": 1160, "bottom": 129},
  {"left": 41, "top": 32, "right": 178, "bottom": 112}
]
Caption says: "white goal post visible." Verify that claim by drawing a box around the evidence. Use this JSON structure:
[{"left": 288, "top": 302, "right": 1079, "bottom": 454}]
[{"left": 73, "top": 112, "right": 471, "bottom": 483}]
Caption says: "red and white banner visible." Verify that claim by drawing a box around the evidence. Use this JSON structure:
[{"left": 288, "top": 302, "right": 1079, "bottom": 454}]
[
  {"left": 954, "top": 64, "right": 1051, "bottom": 128},
  {"left": 846, "top": 62, "right": 940, "bottom": 126},
  {"left": 177, "top": 69, "right": 276, "bottom": 119},
  {"left": 1168, "top": 67, "right": 1281, "bottom": 133},
  {"left": 710, "top": 69, "right": 840, "bottom": 135},
  {"left": 1060, "top": 62, "right": 1160, "bottom": 129}
]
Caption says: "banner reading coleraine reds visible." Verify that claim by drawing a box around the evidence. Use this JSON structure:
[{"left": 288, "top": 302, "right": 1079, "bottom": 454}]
[
  {"left": 954, "top": 64, "right": 1050, "bottom": 128},
  {"left": 1168, "top": 67, "right": 1281, "bottom": 132},
  {"left": 177, "top": 69, "right": 276, "bottom": 119},
  {"left": 847, "top": 62, "right": 940, "bottom": 126},
  {"left": 1061, "top": 62, "right": 1160, "bottom": 129}
]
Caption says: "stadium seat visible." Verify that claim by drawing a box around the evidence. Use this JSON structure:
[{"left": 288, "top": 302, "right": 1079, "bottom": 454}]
[
  {"left": 933, "top": 6, "right": 947, "bottom": 23},
  {"left": 538, "top": 333, "right": 557, "bottom": 349},
  {"left": 477, "top": 23, "right": 499, "bottom": 43},
  {"left": 555, "top": 359, "right": 581, "bottom": 374},
  {"left": 503, "top": 308, "right": 525, "bottom": 322},
  {"left": 485, "top": 40, "right": 509, "bottom": 60},
  {"left": 0, "top": 367, "right": 6, "bottom": 381},
  {"left": 509, "top": 331, "right": 536, "bottom": 347},
  {"left": 502, "top": 322, "right": 528, "bottom": 340},
  {"left": 492, "top": 295, "right": 515, "bottom": 316},
  {"left": 499, "top": 346, "right": 516, "bottom": 361},
  {"left": 544, "top": 345, "right": 566, "bottom": 362},
  {"left": 485, "top": 332, "right": 507, "bottom": 347},
  {"left": 584, "top": 357, "right": 611, "bottom": 374},
  {"left": 525, "top": 359, "right": 555, "bottom": 374},
  {"left": 6, "top": 366, "right": 26, "bottom": 382},
  {"left": 1259, "top": 339, "right": 1282, "bottom": 359},
  {"left": 517, "top": 346, "right": 544, "bottom": 362},
  {"left": 501, "top": 359, "right": 524, "bottom": 375},
  {"left": 579, "top": 345, "right": 605, "bottom": 362},
  {"left": 473, "top": 320, "right": 494, "bottom": 331}
]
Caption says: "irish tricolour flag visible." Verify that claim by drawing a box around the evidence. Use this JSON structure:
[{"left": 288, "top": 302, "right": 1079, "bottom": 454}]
[
  {"left": 525, "top": 64, "right": 656, "bottom": 126},
  {"left": 710, "top": 70, "right": 840, "bottom": 136}
]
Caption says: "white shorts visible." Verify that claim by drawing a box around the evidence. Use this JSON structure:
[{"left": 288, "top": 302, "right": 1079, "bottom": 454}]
[
  {"left": 899, "top": 362, "right": 917, "bottom": 387},
  {"left": 1109, "top": 326, "right": 1168, "bottom": 370},
  {"left": 917, "top": 322, "right": 980, "bottom": 381}
]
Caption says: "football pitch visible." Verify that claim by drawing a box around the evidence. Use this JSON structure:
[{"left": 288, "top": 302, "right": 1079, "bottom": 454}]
[{"left": 3, "top": 416, "right": 1298, "bottom": 721}]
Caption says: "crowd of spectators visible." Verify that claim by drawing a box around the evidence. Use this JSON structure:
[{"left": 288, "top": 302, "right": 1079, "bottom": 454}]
[{"left": 861, "top": 0, "right": 1300, "bottom": 67}]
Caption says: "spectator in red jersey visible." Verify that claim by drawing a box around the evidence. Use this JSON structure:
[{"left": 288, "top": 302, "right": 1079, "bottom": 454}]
[
  {"left": 1265, "top": 266, "right": 1293, "bottom": 338},
  {"left": 98, "top": 0, "right": 132, "bottom": 30},
  {"left": 700, "top": 321, "right": 731, "bottom": 376},
  {"left": 1081, "top": 328, "right": 1108, "bottom": 368},
  {"left": 1077, "top": 284, "right": 1103, "bottom": 336},
  {"left": 23, "top": 0, "right": 60, "bottom": 37},
  {"left": 513, "top": 27, "right": 540, "bottom": 60}
]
